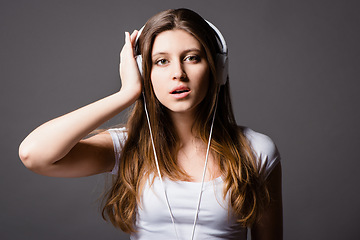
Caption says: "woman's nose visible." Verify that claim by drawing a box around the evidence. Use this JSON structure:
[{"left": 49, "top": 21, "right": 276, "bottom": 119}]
[{"left": 172, "top": 61, "right": 187, "bottom": 80}]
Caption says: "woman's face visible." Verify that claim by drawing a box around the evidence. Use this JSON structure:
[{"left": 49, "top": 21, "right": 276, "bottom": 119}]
[{"left": 150, "top": 29, "right": 210, "bottom": 116}]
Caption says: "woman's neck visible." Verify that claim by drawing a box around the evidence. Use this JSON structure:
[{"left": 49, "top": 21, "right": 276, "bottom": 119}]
[
  {"left": 168, "top": 109, "right": 220, "bottom": 182},
  {"left": 168, "top": 111, "right": 197, "bottom": 145}
]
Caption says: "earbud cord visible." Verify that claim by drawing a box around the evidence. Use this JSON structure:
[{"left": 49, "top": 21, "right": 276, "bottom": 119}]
[
  {"left": 143, "top": 92, "right": 180, "bottom": 240},
  {"left": 190, "top": 88, "right": 220, "bottom": 240},
  {"left": 143, "top": 90, "right": 219, "bottom": 240}
]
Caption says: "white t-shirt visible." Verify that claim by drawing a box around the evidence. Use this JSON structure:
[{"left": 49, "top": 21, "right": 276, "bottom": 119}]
[{"left": 108, "top": 127, "right": 280, "bottom": 240}]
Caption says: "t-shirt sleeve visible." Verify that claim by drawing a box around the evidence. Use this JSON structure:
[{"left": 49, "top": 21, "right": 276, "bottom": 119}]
[
  {"left": 243, "top": 127, "right": 281, "bottom": 179},
  {"left": 107, "top": 127, "right": 127, "bottom": 175}
]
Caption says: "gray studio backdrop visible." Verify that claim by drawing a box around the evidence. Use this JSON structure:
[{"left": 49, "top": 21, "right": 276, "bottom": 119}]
[{"left": 1, "top": 0, "right": 359, "bottom": 239}]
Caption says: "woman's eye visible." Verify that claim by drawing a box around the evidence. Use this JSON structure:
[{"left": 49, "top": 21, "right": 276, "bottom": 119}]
[
  {"left": 155, "top": 59, "right": 168, "bottom": 65},
  {"left": 184, "top": 55, "right": 200, "bottom": 62}
]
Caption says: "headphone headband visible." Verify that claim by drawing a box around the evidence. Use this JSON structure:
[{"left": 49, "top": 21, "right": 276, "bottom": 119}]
[{"left": 205, "top": 20, "right": 227, "bottom": 55}]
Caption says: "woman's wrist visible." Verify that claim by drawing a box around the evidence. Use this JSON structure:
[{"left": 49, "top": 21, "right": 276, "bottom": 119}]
[{"left": 117, "top": 85, "right": 142, "bottom": 105}]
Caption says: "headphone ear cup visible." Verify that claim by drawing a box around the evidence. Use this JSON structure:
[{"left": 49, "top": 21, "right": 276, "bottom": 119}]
[
  {"left": 136, "top": 55, "right": 143, "bottom": 77},
  {"left": 216, "top": 53, "right": 228, "bottom": 85}
]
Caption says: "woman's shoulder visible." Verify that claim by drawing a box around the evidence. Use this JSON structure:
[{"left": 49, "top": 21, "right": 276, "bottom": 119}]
[
  {"left": 107, "top": 126, "right": 128, "bottom": 175},
  {"left": 107, "top": 126, "right": 128, "bottom": 140},
  {"left": 240, "top": 126, "right": 281, "bottom": 178},
  {"left": 108, "top": 126, "right": 127, "bottom": 134},
  {"left": 241, "top": 127, "right": 278, "bottom": 157}
]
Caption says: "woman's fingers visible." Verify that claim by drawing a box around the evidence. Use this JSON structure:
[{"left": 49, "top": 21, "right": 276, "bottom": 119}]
[
  {"left": 130, "top": 30, "right": 138, "bottom": 44},
  {"left": 122, "top": 30, "right": 138, "bottom": 57},
  {"left": 125, "top": 31, "right": 130, "bottom": 44},
  {"left": 120, "top": 32, "right": 131, "bottom": 60},
  {"left": 121, "top": 31, "right": 138, "bottom": 62}
]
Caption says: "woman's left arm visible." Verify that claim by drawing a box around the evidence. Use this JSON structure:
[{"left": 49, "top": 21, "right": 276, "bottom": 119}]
[{"left": 251, "top": 162, "right": 283, "bottom": 240}]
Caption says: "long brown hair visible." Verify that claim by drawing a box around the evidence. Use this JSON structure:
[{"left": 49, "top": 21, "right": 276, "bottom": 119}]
[{"left": 102, "top": 8, "right": 269, "bottom": 233}]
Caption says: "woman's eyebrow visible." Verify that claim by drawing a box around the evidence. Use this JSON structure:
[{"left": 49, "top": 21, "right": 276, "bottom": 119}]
[
  {"left": 152, "top": 48, "right": 202, "bottom": 58},
  {"left": 152, "top": 52, "right": 168, "bottom": 58},
  {"left": 182, "top": 48, "right": 202, "bottom": 54}
]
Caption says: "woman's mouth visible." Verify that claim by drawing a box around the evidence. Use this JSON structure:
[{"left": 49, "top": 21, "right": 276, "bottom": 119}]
[{"left": 170, "top": 86, "right": 191, "bottom": 99}]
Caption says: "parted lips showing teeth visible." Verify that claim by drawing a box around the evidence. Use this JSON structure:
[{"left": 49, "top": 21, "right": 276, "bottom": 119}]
[
  {"left": 172, "top": 89, "right": 189, "bottom": 94},
  {"left": 170, "top": 87, "right": 190, "bottom": 94}
]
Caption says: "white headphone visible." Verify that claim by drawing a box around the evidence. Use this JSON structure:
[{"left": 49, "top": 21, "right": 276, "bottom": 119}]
[{"left": 135, "top": 20, "right": 229, "bottom": 85}]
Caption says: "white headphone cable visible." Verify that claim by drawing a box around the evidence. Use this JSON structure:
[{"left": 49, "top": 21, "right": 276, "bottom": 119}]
[
  {"left": 143, "top": 90, "right": 219, "bottom": 240},
  {"left": 142, "top": 92, "right": 180, "bottom": 240},
  {"left": 190, "top": 89, "right": 219, "bottom": 240}
]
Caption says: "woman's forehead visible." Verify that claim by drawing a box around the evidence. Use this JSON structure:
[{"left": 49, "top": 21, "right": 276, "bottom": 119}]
[{"left": 151, "top": 29, "right": 203, "bottom": 56}]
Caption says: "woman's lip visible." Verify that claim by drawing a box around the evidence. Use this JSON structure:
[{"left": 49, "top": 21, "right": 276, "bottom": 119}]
[
  {"left": 170, "top": 85, "right": 191, "bottom": 99},
  {"left": 170, "top": 86, "right": 190, "bottom": 94},
  {"left": 171, "top": 90, "right": 191, "bottom": 99}
]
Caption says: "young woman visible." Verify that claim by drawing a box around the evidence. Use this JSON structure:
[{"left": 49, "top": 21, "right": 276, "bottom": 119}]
[{"left": 19, "top": 8, "right": 282, "bottom": 240}]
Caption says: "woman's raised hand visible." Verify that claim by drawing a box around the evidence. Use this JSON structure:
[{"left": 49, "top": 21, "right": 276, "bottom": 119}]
[
  {"left": 18, "top": 31, "right": 146, "bottom": 178},
  {"left": 119, "top": 30, "right": 142, "bottom": 100}
]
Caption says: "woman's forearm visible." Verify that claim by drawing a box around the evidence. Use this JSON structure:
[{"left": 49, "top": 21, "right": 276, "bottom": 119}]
[{"left": 18, "top": 89, "right": 138, "bottom": 169}]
